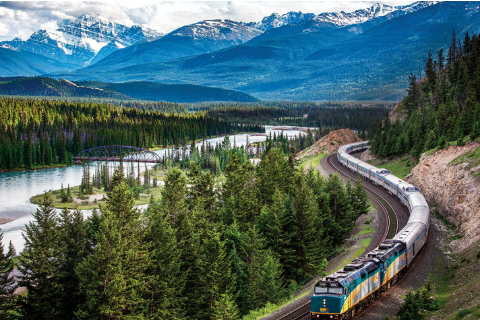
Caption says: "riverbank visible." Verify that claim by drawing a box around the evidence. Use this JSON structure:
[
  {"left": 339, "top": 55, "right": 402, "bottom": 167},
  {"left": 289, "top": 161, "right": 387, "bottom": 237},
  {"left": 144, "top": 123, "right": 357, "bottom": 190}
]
[
  {"left": 148, "top": 131, "right": 267, "bottom": 151},
  {"left": 1, "top": 163, "right": 71, "bottom": 173}
]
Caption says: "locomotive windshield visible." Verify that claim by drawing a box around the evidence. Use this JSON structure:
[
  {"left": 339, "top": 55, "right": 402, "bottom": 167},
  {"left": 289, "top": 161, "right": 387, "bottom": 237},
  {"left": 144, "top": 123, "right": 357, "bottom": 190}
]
[{"left": 314, "top": 286, "right": 343, "bottom": 295}]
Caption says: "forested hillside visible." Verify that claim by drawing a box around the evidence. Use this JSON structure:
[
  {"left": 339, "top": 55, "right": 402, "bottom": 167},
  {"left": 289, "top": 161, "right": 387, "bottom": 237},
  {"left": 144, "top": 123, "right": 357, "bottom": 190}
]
[
  {"left": 203, "top": 102, "right": 391, "bottom": 130},
  {"left": 0, "top": 77, "right": 259, "bottom": 103},
  {"left": 0, "top": 147, "right": 370, "bottom": 318},
  {"left": 370, "top": 31, "right": 480, "bottom": 158},
  {"left": 0, "top": 77, "right": 128, "bottom": 99},
  {"left": 0, "top": 98, "right": 262, "bottom": 171},
  {"left": 78, "top": 81, "right": 259, "bottom": 103}
]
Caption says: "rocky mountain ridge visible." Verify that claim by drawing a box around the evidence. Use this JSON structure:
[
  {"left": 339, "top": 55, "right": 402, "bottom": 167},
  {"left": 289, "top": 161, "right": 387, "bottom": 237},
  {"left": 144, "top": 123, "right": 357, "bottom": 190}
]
[
  {"left": 165, "top": 19, "right": 262, "bottom": 44},
  {"left": 248, "top": 1, "right": 437, "bottom": 33},
  {"left": 248, "top": 11, "right": 315, "bottom": 31},
  {"left": 312, "top": 1, "right": 437, "bottom": 27},
  {"left": 0, "top": 14, "right": 163, "bottom": 66}
]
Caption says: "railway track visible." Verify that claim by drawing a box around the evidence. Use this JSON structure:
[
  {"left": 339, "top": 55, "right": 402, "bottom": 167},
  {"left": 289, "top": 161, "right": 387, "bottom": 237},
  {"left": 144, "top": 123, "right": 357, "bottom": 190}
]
[
  {"left": 325, "top": 154, "right": 399, "bottom": 239},
  {"left": 278, "top": 152, "right": 406, "bottom": 320}
]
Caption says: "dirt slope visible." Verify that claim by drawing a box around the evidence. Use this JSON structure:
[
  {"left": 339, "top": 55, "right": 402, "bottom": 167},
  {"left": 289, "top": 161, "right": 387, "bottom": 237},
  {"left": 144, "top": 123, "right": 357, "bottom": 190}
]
[{"left": 297, "top": 128, "right": 362, "bottom": 160}]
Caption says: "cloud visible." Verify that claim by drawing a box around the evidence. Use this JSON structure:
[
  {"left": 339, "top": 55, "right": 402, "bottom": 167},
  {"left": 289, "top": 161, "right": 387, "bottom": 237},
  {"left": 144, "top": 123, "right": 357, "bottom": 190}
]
[
  {"left": 40, "top": 20, "right": 59, "bottom": 31},
  {"left": 0, "top": 1, "right": 417, "bottom": 41}
]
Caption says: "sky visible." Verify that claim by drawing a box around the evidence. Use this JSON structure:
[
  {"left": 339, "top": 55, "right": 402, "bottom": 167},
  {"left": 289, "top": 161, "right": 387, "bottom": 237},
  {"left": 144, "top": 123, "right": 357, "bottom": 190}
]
[{"left": 0, "top": 0, "right": 417, "bottom": 41}]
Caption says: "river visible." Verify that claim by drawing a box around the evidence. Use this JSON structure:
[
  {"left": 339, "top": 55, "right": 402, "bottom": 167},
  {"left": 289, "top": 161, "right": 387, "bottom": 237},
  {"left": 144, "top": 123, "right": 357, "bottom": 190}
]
[{"left": 0, "top": 126, "right": 308, "bottom": 252}]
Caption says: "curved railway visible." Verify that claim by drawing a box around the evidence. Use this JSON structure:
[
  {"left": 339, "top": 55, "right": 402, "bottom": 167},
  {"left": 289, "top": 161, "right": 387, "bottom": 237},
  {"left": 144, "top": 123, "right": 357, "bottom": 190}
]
[
  {"left": 274, "top": 151, "right": 410, "bottom": 320},
  {"left": 310, "top": 142, "right": 430, "bottom": 320}
]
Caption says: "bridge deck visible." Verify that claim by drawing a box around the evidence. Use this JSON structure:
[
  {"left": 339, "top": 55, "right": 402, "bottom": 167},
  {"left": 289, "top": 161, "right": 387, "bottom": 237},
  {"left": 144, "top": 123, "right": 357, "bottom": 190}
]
[{"left": 73, "top": 157, "right": 159, "bottom": 163}]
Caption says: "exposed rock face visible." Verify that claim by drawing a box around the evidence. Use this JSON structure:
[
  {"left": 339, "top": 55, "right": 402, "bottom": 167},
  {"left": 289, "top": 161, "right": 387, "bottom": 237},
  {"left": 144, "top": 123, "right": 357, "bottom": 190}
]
[
  {"left": 297, "top": 128, "right": 362, "bottom": 159},
  {"left": 405, "top": 142, "right": 480, "bottom": 252},
  {"left": 359, "top": 149, "right": 377, "bottom": 162},
  {"left": 388, "top": 103, "right": 408, "bottom": 123}
]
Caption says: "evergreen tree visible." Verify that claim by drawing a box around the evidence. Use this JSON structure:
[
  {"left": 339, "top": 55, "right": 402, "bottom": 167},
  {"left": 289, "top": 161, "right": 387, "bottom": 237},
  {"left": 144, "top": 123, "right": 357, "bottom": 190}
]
[
  {"left": 325, "top": 174, "right": 353, "bottom": 245},
  {"left": 291, "top": 171, "right": 321, "bottom": 280},
  {"left": 18, "top": 192, "right": 60, "bottom": 320},
  {"left": 200, "top": 227, "right": 235, "bottom": 319},
  {"left": 256, "top": 189, "right": 284, "bottom": 256},
  {"left": 161, "top": 168, "right": 188, "bottom": 225},
  {"left": 57, "top": 207, "right": 87, "bottom": 320},
  {"left": 349, "top": 175, "right": 370, "bottom": 220},
  {"left": 144, "top": 202, "right": 184, "bottom": 319},
  {"left": 0, "top": 232, "right": 17, "bottom": 320},
  {"left": 212, "top": 293, "right": 239, "bottom": 320},
  {"left": 76, "top": 168, "right": 148, "bottom": 319},
  {"left": 255, "top": 251, "right": 285, "bottom": 306}
]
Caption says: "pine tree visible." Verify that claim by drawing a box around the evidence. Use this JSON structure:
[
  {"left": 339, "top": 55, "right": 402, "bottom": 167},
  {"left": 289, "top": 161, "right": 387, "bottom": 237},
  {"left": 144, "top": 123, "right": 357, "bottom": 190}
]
[
  {"left": 255, "top": 251, "right": 285, "bottom": 306},
  {"left": 57, "top": 207, "right": 87, "bottom": 320},
  {"left": 212, "top": 293, "right": 239, "bottom": 320},
  {"left": 200, "top": 227, "right": 235, "bottom": 319},
  {"left": 0, "top": 232, "right": 17, "bottom": 320},
  {"left": 291, "top": 172, "right": 321, "bottom": 280},
  {"left": 256, "top": 189, "right": 284, "bottom": 255},
  {"left": 76, "top": 168, "right": 148, "bottom": 319},
  {"left": 350, "top": 175, "right": 370, "bottom": 221},
  {"left": 279, "top": 197, "right": 299, "bottom": 283},
  {"left": 325, "top": 174, "right": 353, "bottom": 245},
  {"left": 144, "top": 201, "right": 184, "bottom": 319},
  {"left": 18, "top": 192, "right": 61, "bottom": 320},
  {"left": 161, "top": 167, "right": 188, "bottom": 225}
]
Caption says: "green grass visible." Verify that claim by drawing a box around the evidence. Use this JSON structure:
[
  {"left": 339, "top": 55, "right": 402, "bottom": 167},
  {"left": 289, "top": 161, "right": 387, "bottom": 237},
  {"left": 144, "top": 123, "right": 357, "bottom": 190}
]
[
  {"left": 359, "top": 225, "right": 375, "bottom": 235},
  {"left": 368, "top": 154, "right": 415, "bottom": 179},
  {"left": 299, "top": 153, "right": 327, "bottom": 170},
  {"left": 30, "top": 184, "right": 163, "bottom": 210},
  {"left": 450, "top": 146, "right": 480, "bottom": 168}
]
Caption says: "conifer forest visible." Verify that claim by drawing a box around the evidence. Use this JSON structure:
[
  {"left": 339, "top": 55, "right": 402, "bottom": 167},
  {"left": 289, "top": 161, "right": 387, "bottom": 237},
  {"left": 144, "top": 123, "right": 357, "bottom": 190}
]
[
  {"left": 0, "top": 146, "right": 370, "bottom": 319},
  {"left": 370, "top": 31, "right": 480, "bottom": 157},
  {"left": 0, "top": 98, "right": 263, "bottom": 171}
]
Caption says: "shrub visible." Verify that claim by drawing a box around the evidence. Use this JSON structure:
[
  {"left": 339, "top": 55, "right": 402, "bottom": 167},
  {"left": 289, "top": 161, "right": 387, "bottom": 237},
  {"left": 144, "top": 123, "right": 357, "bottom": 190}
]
[{"left": 456, "top": 309, "right": 472, "bottom": 319}]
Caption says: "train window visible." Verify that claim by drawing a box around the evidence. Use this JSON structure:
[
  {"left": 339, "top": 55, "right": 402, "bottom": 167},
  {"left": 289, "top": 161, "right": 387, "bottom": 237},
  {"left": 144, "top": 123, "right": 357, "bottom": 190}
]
[
  {"left": 361, "top": 274, "right": 366, "bottom": 279},
  {"left": 329, "top": 287, "right": 343, "bottom": 295},
  {"left": 314, "top": 286, "right": 328, "bottom": 294}
]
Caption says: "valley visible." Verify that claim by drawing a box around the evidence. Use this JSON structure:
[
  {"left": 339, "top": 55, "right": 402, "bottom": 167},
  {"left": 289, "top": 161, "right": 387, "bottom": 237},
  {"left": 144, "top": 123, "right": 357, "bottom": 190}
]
[{"left": 1, "top": 1, "right": 480, "bottom": 320}]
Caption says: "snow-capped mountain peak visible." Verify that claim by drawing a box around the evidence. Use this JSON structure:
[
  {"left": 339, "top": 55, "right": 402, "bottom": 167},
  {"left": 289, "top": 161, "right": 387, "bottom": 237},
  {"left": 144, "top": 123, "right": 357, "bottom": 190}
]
[
  {"left": 251, "top": 1, "right": 438, "bottom": 32},
  {"left": 59, "top": 14, "right": 128, "bottom": 44},
  {"left": 249, "top": 11, "right": 315, "bottom": 31},
  {"left": 313, "top": 1, "right": 438, "bottom": 26},
  {"left": 1, "top": 13, "right": 162, "bottom": 66},
  {"left": 166, "top": 19, "right": 262, "bottom": 43}
]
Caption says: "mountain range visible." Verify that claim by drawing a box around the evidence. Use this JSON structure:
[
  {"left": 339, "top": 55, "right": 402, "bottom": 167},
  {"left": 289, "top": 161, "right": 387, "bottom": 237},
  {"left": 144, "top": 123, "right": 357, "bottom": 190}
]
[
  {"left": 2, "top": 1, "right": 479, "bottom": 101},
  {"left": 1, "top": 14, "right": 162, "bottom": 67}
]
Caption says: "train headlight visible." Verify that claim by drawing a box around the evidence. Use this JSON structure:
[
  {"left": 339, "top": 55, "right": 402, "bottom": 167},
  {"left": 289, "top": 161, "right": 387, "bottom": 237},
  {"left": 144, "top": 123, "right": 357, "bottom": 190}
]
[{"left": 323, "top": 299, "right": 326, "bottom": 307}]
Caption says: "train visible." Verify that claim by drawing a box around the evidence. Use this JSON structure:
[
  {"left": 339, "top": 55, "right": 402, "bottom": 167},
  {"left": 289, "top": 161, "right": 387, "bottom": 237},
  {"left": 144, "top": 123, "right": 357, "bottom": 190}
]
[{"left": 310, "top": 141, "right": 429, "bottom": 319}]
